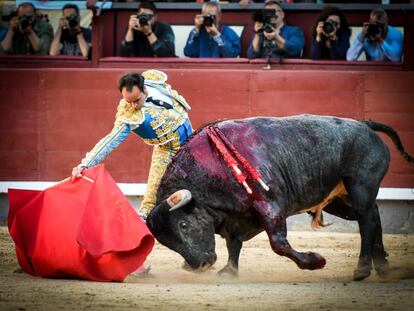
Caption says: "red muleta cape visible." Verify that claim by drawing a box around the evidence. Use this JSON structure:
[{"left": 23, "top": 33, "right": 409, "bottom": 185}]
[{"left": 7, "top": 165, "right": 155, "bottom": 282}]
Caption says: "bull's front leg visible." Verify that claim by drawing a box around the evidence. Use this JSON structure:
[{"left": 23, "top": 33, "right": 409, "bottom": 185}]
[
  {"left": 218, "top": 235, "right": 242, "bottom": 276},
  {"left": 254, "top": 200, "right": 326, "bottom": 270}
]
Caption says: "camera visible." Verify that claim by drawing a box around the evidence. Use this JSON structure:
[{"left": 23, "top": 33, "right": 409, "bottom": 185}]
[
  {"left": 202, "top": 14, "right": 216, "bottom": 27},
  {"left": 253, "top": 9, "right": 277, "bottom": 34},
  {"left": 322, "top": 20, "right": 338, "bottom": 35},
  {"left": 19, "top": 15, "right": 32, "bottom": 30},
  {"left": 66, "top": 15, "right": 78, "bottom": 28},
  {"left": 367, "top": 23, "right": 382, "bottom": 37},
  {"left": 137, "top": 13, "right": 152, "bottom": 26}
]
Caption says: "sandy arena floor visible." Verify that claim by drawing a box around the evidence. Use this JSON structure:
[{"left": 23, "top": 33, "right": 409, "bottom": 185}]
[{"left": 0, "top": 226, "right": 413, "bottom": 311}]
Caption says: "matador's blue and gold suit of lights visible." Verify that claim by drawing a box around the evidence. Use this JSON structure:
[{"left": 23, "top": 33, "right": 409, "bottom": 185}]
[{"left": 78, "top": 70, "right": 193, "bottom": 216}]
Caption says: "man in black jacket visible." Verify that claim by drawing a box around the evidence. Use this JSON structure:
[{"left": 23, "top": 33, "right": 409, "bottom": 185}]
[{"left": 120, "top": 1, "right": 175, "bottom": 57}]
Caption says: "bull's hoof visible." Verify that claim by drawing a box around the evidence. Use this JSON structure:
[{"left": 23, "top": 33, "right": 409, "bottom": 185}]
[
  {"left": 375, "top": 260, "right": 390, "bottom": 278},
  {"left": 353, "top": 266, "right": 371, "bottom": 281},
  {"left": 298, "top": 252, "right": 326, "bottom": 270},
  {"left": 218, "top": 264, "right": 238, "bottom": 277}
]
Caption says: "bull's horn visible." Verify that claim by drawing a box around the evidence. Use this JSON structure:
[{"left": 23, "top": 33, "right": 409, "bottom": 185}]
[{"left": 168, "top": 189, "right": 192, "bottom": 212}]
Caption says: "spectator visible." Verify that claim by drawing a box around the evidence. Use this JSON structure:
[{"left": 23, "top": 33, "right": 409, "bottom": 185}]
[
  {"left": 120, "top": 1, "right": 175, "bottom": 57},
  {"left": 183, "top": 1, "right": 241, "bottom": 58},
  {"left": 346, "top": 7, "right": 403, "bottom": 62},
  {"left": 311, "top": 6, "right": 350, "bottom": 60},
  {"left": 247, "top": 0, "right": 304, "bottom": 59},
  {"left": 0, "top": 2, "right": 53, "bottom": 55},
  {"left": 49, "top": 4, "right": 91, "bottom": 57}
]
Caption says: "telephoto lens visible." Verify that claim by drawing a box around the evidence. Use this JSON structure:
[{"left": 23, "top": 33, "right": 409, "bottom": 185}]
[
  {"left": 19, "top": 15, "right": 31, "bottom": 29},
  {"left": 367, "top": 23, "right": 381, "bottom": 37},
  {"left": 66, "top": 15, "right": 78, "bottom": 28},
  {"left": 263, "top": 23, "right": 275, "bottom": 33},
  {"left": 322, "top": 21, "right": 336, "bottom": 35},
  {"left": 202, "top": 14, "right": 215, "bottom": 27},
  {"left": 138, "top": 14, "right": 150, "bottom": 26}
]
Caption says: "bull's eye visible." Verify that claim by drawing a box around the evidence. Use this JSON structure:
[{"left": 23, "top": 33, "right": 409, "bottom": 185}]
[{"left": 179, "top": 221, "right": 188, "bottom": 232}]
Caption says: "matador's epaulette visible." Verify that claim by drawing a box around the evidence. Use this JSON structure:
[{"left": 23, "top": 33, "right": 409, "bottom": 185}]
[
  {"left": 142, "top": 69, "right": 168, "bottom": 85},
  {"left": 115, "top": 100, "right": 145, "bottom": 125}
]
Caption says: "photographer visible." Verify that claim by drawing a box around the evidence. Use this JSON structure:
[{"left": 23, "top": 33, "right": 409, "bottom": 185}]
[
  {"left": 49, "top": 4, "right": 91, "bottom": 57},
  {"left": 0, "top": 2, "right": 53, "bottom": 55},
  {"left": 346, "top": 8, "right": 403, "bottom": 62},
  {"left": 311, "top": 6, "right": 350, "bottom": 60},
  {"left": 247, "top": 0, "right": 304, "bottom": 59},
  {"left": 120, "top": 1, "right": 175, "bottom": 57},
  {"left": 184, "top": 1, "right": 240, "bottom": 58}
]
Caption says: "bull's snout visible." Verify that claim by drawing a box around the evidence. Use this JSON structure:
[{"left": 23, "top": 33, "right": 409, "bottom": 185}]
[
  {"left": 208, "top": 250, "right": 217, "bottom": 263},
  {"left": 198, "top": 251, "right": 217, "bottom": 271},
  {"left": 183, "top": 251, "right": 217, "bottom": 273}
]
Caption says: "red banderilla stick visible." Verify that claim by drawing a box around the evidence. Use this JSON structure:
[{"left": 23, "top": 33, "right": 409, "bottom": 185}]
[
  {"left": 206, "top": 128, "right": 252, "bottom": 194},
  {"left": 211, "top": 126, "right": 269, "bottom": 191}
]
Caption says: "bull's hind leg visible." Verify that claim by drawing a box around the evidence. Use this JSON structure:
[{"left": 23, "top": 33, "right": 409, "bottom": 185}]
[
  {"left": 372, "top": 203, "right": 389, "bottom": 277},
  {"left": 345, "top": 180, "right": 381, "bottom": 281},
  {"left": 254, "top": 200, "right": 326, "bottom": 270},
  {"left": 324, "top": 198, "right": 389, "bottom": 278}
]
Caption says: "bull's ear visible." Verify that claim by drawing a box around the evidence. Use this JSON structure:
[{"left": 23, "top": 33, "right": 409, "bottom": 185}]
[{"left": 167, "top": 189, "right": 192, "bottom": 212}]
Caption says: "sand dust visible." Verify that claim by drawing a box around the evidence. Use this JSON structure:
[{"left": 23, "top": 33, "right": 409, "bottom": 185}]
[{"left": 0, "top": 226, "right": 413, "bottom": 310}]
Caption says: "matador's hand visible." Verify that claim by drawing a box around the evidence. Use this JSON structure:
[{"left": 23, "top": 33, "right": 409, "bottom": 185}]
[{"left": 71, "top": 165, "right": 84, "bottom": 180}]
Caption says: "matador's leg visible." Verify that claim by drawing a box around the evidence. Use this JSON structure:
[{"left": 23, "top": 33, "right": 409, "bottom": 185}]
[{"left": 138, "top": 145, "right": 174, "bottom": 218}]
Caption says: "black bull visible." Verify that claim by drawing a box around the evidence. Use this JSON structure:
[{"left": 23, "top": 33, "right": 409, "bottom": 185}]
[{"left": 147, "top": 115, "right": 414, "bottom": 281}]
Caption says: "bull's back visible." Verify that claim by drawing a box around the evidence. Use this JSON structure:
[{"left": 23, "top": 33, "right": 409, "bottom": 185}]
[
  {"left": 218, "top": 115, "right": 364, "bottom": 178},
  {"left": 217, "top": 115, "right": 389, "bottom": 210},
  {"left": 159, "top": 115, "right": 390, "bottom": 216}
]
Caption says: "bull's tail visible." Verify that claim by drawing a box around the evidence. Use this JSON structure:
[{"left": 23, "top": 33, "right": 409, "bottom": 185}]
[{"left": 362, "top": 120, "right": 414, "bottom": 164}]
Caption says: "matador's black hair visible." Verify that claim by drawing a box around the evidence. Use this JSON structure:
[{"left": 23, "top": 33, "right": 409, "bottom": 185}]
[{"left": 118, "top": 72, "right": 145, "bottom": 92}]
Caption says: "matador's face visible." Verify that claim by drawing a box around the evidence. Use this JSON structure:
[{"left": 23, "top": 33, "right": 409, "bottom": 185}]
[{"left": 122, "top": 86, "right": 147, "bottom": 110}]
